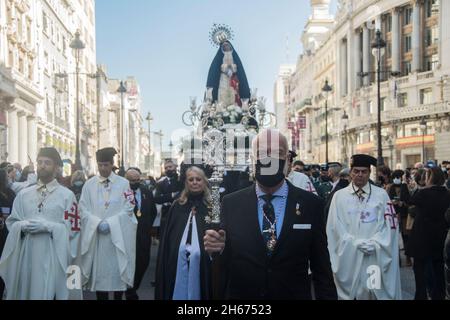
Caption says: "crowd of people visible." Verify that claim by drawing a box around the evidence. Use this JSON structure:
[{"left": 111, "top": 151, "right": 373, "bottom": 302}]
[{"left": 0, "top": 129, "right": 449, "bottom": 300}]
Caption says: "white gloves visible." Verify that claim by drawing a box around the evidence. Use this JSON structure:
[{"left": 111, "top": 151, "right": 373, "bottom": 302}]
[
  {"left": 22, "top": 220, "right": 52, "bottom": 234},
  {"left": 356, "top": 240, "right": 376, "bottom": 255},
  {"left": 97, "top": 221, "right": 110, "bottom": 235}
]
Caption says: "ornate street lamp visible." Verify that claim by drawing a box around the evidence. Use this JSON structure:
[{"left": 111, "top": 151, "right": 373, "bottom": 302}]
[
  {"left": 372, "top": 29, "right": 386, "bottom": 168},
  {"left": 420, "top": 117, "right": 427, "bottom": 163},
  {"left": 146, "top": 112, "right": 153, "bottom": 172},
  {"left": 322, "top": 80, "right": 333, "bottom": 164},
  {"left": 117, "top": 81, "right": 127, "bottom": 176},
  {"left": 70, "top": 30, "right": 85, "bottom": 170},
  {"left": 342, "top": 111, "right": 349, "bottom": 165}
]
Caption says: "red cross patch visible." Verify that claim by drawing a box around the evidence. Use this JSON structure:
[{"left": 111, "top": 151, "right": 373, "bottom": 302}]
[
  {"left": 124, "top": 190, "right": 136, "bottom": 206},
  {"left": 384, "top": 201, "right": 398, "bottom": 230},
  {"left": 64, "top": 202, "right": 80, "bottom": 232}
]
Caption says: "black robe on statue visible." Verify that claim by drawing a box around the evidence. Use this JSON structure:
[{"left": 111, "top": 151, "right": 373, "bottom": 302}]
[
  {"left": 155, "top": 197, "right": 212, "bottom": 300},
  {"left": 206, "top": 41, "right": 250, "bottom": 104}
]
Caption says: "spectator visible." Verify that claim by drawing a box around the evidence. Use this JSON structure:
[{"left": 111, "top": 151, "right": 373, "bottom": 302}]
[
  {"left": 406, "top": 167, "right": 450, "bottom": 300},
  {"left": 293, "top": 161, "right": 305, "bottom": 173},
  {"left": 378, "top": 165, "right": 392, "bottom": 190},
  {"left": 70, "top": 170, "right": 87, "bottom": 201},
  {"left": 387, "top": 170, "right": 411, "bottom": 266},
  {"left": 444, "top": 207, "right": 450, "bottom": 299}
]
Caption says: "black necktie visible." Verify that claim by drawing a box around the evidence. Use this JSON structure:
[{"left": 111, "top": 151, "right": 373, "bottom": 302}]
[
  {"left": 133, "top": 190, "right": 139, "bottom": 214},
  {"left": 261, "top": 194, "right": 278, "bottom": 253}
]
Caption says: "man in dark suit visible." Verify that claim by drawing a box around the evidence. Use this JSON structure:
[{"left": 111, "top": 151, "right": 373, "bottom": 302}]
[
  {"left": 123, "top": 168, "right": 157, "bottom": 300},
  {"left": 154, "top": 159, "right": 183, "bottom": 237},
  {"left": 324, "top": 163, "right": 349, "bottom": 220},
  {"left": 204, "top": 129, "right": 337, "bottom": 300}
]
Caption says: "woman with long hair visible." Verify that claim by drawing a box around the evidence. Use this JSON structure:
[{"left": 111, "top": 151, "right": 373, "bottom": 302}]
[
  {"left": 406, "top": 167, "right": 450, "bottom": 300},
  {"left": 69, "top": 170, "right": 86, "bottom": 201},
  {"left": 155, "top": 166, "right": 213, "bottom": 300},
  {"left": 0, "top": 169, "right": 16, "bottom": 299}
]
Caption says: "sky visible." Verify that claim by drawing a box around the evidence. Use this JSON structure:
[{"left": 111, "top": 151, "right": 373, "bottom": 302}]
[{"left": 95, "top": 0, "right": 337, "bottom": 151}]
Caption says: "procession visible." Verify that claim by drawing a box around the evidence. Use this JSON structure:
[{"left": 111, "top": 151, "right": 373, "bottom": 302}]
[{"left": 0, "top": 0, "right": 450, "bottom": 301}]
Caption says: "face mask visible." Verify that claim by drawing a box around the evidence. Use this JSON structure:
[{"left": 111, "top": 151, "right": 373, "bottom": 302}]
[
  {"left": 393, "top": 178, "right": 401, "bottom": 185},
  {"left": 73, "top": 181, "right": 84, "bottom": 188},
  {"left": 312, "top": 172, "right": 320, "bottom": 179},
  {"left": 130, "top": 183, "right": 140, "bottom": 191},
  {"left": 166, "top": 170, "right": 176, "bottom": 178},
  {"left": 15, "top": 171, "right": 21, "bottom": 181},
  {"left": 255, "top": 159, "right": 286, "bottom": 188}
]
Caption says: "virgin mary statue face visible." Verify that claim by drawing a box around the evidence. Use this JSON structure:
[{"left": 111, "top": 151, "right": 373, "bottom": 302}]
[{"left": 221, "top": 41, "right": 233, "bottom": 53}]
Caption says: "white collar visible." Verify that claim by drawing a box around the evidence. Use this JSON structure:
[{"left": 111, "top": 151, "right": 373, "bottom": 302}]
[
  {"left": 351, "top": 182, "right": 371, "bottom": 195},
  {"left": 98, "top": 172, "right": 115, "bottom": 184},
  {"left": 37, "top": 179, "right": 59, "bottom": 193}
]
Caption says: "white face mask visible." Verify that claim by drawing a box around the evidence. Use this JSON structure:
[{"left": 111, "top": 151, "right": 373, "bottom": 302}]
[{"left": 393, "top": 178, "right": 402, "bottom": 185}]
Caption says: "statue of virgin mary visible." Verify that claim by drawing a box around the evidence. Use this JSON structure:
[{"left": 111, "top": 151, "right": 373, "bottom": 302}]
[{"left": 206, "top": 26, "right": 250, "bottom": 108}]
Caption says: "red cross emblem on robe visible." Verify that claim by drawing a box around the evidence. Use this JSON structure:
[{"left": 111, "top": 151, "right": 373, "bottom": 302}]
[
  {"left": 64, "top": 202, "right": 81, "bottom": 232},
  {"left": 384, "top": 201, "right": 398, "bottom": 230}
]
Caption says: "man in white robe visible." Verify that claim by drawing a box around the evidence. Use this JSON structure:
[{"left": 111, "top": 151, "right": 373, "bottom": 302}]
[
  {"left": 327, "top": 154, "right": 402, "bottom": 300},
  {"left": 0, "top": 148, "right": 80, "bottom": 300},
  {"left": 287, "top": 151, "right": 318, "bottom": 195},
  {"left": 79, "top": 147, "right": 137, "bottom": 300}
]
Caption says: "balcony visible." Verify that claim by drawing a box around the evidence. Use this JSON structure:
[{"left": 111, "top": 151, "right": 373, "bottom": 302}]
[{"left": 347, "top": 102, "right": 450, "bottom": 130}]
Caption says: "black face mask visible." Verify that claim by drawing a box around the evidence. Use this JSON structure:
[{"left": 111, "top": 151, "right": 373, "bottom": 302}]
[
  {"left": 130, "top": 183, "right": 140, "bottom": 191},
  {"left": 166, "top": 170, "right": 177, "bottom": 178},
  {"left": 255, "top": 158, "right": 286, "bottom": 188},
  {"left": 312, "top": 172, "right": 320, "bottom": 179}
]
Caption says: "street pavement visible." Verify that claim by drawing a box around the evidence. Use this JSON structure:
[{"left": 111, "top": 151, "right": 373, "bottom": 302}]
[{"left": 84, "top": 241, "right": 417, "bottom": 300}]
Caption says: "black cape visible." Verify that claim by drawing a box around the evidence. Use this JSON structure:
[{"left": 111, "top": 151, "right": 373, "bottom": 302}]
[
  {"left": 206, "top": 41, "right": 250, "bottom": 104},
  {"left": 155, "top": 199, "right": 212, "bottom": 300}
]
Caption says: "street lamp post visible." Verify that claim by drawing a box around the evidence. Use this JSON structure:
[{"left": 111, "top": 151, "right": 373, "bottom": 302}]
[
  {"left": 322, "top": 80, "right": 333, "bottom": 164},
  {"left": 420, "top": 117, "right": 427, "bottom": 164},
  {"left": 117, "top": 81, "right": 127, "bottom": 176},
  {"left": 372, "top": 29, "right": 386, "bottom": 168},
  {"left": 169, "top": 140, "right": 174, "bottom": 157},
  {"left": 69, "top": 30, "right": 85, "bottom": 170},
  {"left": 342, "top": 111, "right": 349, "bottom": 165},
  {"left": 152, "top": 130, "right": 164, "bottom": 168},
  {"left": 146, "top": 112, "right": 153, "bottom": 173}
]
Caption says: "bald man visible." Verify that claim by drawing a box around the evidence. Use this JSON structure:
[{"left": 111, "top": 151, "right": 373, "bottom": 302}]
[
  {"left": 122, "top": 168, "right": 157, "bottom": 300},
  {"left": 204, "top": 129, "right": 337, "bottom": 300}
]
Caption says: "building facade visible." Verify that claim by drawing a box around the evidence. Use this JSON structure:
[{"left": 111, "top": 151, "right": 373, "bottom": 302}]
[
  {"left": 0, "top": 0, "right": 99, "bottom": 172},
  {"left": 283, "top": 0, "right": 450, "bottom": 168},
  {"left": 0, "top": 0, "right": 41, "bottom": 164}
]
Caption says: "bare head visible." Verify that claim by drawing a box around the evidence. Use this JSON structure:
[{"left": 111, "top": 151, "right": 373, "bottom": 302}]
[
  {"left": 125, "top": 169, "right": 141, "bottom": 184},
  {"left": 252, "top": 129, "right": 289, "bottom": 162}
]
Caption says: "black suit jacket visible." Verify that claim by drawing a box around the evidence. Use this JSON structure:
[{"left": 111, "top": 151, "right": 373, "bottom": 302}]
[
  {"left": 136, "top": 187, "right": 157, "bottom": 231},
  {"left": 219, "top": 181, "right": 337, "bottom": 300}
]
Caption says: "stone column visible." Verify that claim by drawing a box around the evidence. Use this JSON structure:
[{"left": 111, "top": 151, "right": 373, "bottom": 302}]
[
  {"left": 27, "top": 115, "right": 37, "bottom": 162},
  {"left": 412, "top": 0, "right": 422, "bottom": 72},
  {"left": 354, "top": 28, "right": 362, "bottom": 89},
  {"left": 7, "top": 108, "right": 19, "bottom": 163},
  {"left": 391, "top": 8, "right": 401, "bottom": 73},
  {"left": 363, "top": 24, "right": 370, "bottom": 86},
  {"left": 18, "top": 111, "right": 28, "bottom": 165},
  {"left": 347, "top": 30, "right": 354, "bottom": 94},
  {"left": 340, "top": 38, "right": 348, "bottom": 96}
]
